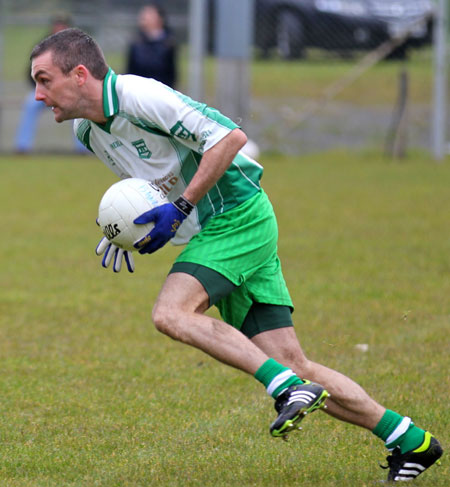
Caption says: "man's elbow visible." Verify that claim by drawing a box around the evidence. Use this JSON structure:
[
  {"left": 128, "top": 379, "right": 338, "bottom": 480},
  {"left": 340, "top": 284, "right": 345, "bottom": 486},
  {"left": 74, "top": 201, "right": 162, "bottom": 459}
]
[{"left": 233, "top": 128, "right": 248, "bottom": 152}]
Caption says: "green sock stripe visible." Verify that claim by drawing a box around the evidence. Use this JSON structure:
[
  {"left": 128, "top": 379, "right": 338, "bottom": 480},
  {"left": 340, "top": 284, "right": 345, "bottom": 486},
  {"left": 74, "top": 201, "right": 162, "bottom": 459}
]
[
  {"left": 385, "top": 422, "right": 415, "bottom": 450},
  {"left": 374, "top": 411, "right": 426, "bottom": 454},
  {"left": 388, "top": 426, "right": 426, "bottom": 454},
  {"left": 254, "top": 358, "right": 289, "bottom": 388},
  {"left": 254, "top": 358, "right": 304, "bottom": 398},
  {"left": 372, "top": 409, "right": 404, "bottom": 442},
  {"left": 271, "top": 375, "right": 303, "bottom": 399}
]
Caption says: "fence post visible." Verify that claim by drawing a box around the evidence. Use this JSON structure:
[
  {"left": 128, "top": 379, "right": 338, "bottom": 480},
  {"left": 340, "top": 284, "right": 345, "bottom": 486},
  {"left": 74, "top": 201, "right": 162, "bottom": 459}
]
[
  {"left": 432, "top": 0, "right": 448, "bottom": 160},
  {"left": 385, "top": 68, "right": 409, "bottom": 159},
  {"left": 0, "top": 0, "right": 4, "bottom": 152},
  {"left": 214, "top": 0, "right": 254, "bottom": 124},
  {"left": 188, "top": 0, "right": 208, "bottom": 102}
]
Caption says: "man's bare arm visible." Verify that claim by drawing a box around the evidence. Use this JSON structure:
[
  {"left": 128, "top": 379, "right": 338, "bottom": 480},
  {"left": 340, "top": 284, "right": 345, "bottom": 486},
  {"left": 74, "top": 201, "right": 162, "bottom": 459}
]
[{"left": 182, "top": 128, "right": 248, "bottom": 205}]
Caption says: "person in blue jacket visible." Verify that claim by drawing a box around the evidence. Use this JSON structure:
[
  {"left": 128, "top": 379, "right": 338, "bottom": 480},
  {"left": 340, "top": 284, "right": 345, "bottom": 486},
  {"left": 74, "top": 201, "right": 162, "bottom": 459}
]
[{"left": 126, "top": 3, "right": 177, "bottom": 88}]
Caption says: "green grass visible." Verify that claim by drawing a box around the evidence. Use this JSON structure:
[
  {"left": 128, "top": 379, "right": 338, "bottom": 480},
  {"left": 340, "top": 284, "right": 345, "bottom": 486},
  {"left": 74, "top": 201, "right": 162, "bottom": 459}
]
[
  {"left": 249, "top": 49, "right": 433, "bottom": 104},
  {"left": 0, "top": 151, "right": 449, "bottom": 486},
  {"left": 188, "top": 50, "right": 433, "bottom": 107}
]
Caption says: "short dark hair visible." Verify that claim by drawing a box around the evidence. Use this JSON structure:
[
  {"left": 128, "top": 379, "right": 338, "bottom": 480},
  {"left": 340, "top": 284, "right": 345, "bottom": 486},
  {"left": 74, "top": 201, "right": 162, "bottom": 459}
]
[{"left": 30, "top": 28, "right": 109, "bottom": 80}]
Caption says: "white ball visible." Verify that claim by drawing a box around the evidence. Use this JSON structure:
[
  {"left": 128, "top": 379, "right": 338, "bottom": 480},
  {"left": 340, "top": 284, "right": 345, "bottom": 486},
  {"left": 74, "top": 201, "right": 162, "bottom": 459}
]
[{"left": 98, "top": 178, "right": 168, "bottom": 251}]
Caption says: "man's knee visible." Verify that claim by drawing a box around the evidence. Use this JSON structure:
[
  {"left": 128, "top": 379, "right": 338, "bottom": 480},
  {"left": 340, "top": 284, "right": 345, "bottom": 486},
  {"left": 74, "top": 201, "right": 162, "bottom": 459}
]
[
  {"left": 151, "top": 272, "right": 210, "bottom": 340},
  {"left": 152, "top": 301, "right": 179, "bottom": 337},
  {"left": 152, "top": 300, "right": 198, "bottom": 343}
]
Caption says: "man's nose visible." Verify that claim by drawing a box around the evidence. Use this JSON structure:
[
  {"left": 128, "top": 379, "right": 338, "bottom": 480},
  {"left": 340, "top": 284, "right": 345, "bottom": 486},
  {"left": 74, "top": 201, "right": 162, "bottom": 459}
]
[{"left": 35, "top": 85, "right": 45, "bottom": 102}]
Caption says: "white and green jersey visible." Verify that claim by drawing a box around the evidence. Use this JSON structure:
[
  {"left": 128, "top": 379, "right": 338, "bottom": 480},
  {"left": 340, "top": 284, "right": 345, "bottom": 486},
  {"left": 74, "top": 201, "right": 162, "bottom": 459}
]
[{"left": 74, "top": 69, "right": 263, "bottom": 245}]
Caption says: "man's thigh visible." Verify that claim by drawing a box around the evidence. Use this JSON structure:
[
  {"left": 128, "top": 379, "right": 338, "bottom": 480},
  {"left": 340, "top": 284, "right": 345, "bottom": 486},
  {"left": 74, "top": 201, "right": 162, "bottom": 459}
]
[{"left": 155, "top": 271, "right": 211, "bottom": 314}]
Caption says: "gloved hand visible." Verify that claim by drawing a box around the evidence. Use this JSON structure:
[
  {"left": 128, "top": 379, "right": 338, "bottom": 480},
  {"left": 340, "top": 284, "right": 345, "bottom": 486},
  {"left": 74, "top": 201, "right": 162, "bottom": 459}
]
[
  {"left": 96, "top": 237, "right": 135, "bottom": 273},
  {"left": 133, "top": 195, "right": 194, "bottom": 254}
]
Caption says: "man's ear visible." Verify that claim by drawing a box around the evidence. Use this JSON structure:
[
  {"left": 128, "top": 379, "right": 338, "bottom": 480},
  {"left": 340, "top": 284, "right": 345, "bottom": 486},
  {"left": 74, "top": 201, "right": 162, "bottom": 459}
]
[{"left": 73, "top": 64, "right": 89, "bottom": 86}]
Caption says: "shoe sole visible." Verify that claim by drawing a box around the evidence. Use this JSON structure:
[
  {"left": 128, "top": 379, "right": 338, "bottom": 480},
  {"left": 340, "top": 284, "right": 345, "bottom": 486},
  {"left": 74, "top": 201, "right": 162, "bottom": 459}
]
[{"left": 271, "top": 389, "right": 330, "bottom": 439}]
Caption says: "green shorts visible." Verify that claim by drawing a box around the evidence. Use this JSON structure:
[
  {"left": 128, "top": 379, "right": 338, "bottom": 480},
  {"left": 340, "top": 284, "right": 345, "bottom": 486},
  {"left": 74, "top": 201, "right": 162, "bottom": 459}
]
[{"left": 170, "top": 190, "right": 293, "bottom": 334}]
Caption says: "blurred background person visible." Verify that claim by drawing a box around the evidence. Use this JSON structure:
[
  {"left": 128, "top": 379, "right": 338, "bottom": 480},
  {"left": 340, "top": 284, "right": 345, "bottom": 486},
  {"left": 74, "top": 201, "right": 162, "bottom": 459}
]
[
  {"left": 14, "top": 12, "right": 86, "bottom": 154},
  {"left": 126, "top": 3, "right": 178, "bottom": 88}
]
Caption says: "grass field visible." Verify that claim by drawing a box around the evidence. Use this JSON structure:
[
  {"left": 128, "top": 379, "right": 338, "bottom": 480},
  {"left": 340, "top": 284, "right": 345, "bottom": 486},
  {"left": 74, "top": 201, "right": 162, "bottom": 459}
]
[{"left": 0, "top": 151, "right": 449, "bottom": 486}]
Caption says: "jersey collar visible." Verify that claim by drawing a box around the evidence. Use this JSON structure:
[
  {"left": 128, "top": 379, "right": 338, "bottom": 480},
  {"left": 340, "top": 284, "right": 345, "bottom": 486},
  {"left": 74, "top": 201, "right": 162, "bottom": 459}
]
[
  {"left": 102, "top": 67, "right": 119, "bottom": 118},
  {"left": 96, "top": 68, "right": 119, "bottom": 133}
]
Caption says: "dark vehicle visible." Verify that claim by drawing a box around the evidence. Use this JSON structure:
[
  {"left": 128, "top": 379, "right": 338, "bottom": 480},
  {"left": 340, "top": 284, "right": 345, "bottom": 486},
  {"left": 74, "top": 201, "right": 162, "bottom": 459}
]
[{"left": 255, "top": 0, "right": 435, "bottom": 59}]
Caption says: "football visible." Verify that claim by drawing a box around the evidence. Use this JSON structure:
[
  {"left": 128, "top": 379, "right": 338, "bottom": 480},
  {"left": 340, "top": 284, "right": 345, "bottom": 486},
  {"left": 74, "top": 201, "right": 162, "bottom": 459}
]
[{"left": 97, "top": 178, "right": 168, "bottom": 251}]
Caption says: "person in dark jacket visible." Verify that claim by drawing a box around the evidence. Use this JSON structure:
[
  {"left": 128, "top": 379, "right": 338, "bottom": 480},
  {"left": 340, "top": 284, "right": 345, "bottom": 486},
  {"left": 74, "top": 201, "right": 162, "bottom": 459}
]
[{"left": 126, "top": 3, "right": 177, "bottom": 88}]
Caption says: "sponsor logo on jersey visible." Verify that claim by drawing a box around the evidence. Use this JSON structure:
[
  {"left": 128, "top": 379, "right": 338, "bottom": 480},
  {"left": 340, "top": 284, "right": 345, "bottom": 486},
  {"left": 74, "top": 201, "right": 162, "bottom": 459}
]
[
  {"left": 132, "top": 139, "right": 152, "bottom": 159},
  {"left": 110, "top": 140, "right": 123, "bottom": 150},
  {"left": 170, "top": 121, "right": 197, "bottom": 142},
  {"left": 153, "top": 172, "right": 179, "bottom": 196},
  {"left": 198, "top": 129, "right": 212, "bottom": 153}
]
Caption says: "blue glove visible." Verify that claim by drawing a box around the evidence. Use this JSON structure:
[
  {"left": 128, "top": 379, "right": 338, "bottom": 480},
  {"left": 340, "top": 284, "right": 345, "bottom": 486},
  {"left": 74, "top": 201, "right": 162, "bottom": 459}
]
[
  {"left": 96, "top": 237, "right": 135, "bottom": 273},
  {"left": 133, "top": 195, "right": 194, "bottom": 254}
]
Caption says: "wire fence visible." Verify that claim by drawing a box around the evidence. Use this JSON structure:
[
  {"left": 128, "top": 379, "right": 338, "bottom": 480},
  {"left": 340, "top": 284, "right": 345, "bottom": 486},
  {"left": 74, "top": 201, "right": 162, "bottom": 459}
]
[{"left": 0, "top": 0, "right": 448, "bottom": 158}]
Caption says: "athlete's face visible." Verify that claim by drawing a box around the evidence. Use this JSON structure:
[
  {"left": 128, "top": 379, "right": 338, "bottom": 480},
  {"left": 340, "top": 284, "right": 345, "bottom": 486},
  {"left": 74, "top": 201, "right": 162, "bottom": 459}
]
[{"left": 32, "top": 50, "right": 82, "bottom": 123}]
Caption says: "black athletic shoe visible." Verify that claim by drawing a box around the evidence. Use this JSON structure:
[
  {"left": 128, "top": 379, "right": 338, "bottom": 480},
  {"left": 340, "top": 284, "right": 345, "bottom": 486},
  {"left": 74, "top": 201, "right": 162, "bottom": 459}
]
[
  {"left": 270, "top": 380, "right": 330, "bottom": 439},
  {"left": 381, "top": 432, "right": 443, "bottom": 482}
]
